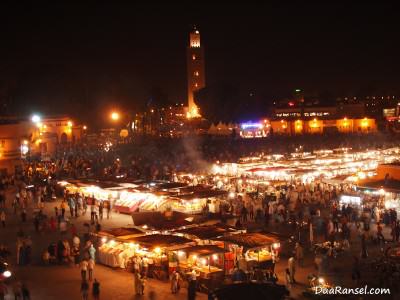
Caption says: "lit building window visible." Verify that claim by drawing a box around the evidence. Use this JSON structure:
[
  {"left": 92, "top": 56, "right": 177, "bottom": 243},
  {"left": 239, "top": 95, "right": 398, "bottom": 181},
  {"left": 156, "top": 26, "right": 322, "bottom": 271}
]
[
  {"left": 361, "top": 118, "right": 369, "bottom": 127},
  {"left": 194, "top": 71, "right": 199, "bottom": 76},
  {"left": 194, "top": 83, "right": 198, "bottom": 88},
  {"left": 192, "top": 54, "right": 196, "bottom": 60}
]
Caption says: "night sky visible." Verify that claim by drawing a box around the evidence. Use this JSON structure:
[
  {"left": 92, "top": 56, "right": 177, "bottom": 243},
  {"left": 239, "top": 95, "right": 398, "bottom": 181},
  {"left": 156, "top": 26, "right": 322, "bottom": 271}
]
[{"left": 0, "top": 3, "right": 398, "bottom": 125}]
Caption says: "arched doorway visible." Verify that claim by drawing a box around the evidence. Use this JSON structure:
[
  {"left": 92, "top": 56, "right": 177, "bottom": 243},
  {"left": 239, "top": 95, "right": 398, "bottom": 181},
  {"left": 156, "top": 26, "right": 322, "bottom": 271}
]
[{"left": 60, "top": 132, "right": 68, "bottom": 144}]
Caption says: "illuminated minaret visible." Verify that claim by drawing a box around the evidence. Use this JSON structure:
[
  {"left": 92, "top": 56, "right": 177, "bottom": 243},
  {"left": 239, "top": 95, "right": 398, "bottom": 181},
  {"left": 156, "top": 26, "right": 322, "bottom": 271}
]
[{"left": 186, "top": 27, "right": 205, "bottom": 118}]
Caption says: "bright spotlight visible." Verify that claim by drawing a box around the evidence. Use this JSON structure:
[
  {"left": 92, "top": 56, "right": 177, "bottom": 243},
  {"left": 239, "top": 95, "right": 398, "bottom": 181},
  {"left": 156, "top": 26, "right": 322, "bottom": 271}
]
[{"left": 31, "top": 115, "right": 41, "bottom": 123}]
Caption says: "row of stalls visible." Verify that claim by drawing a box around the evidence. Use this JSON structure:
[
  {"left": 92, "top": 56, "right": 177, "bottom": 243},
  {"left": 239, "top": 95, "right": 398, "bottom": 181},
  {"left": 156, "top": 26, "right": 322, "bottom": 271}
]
[
  {"left": 94, "top": 218, "right": 281, "bottom": 290},
  {"left": 59, "top": 179, "right": 228, "bottom": 215},
  {"left": 185, "top": 147, "right": 400, "bottom": 190}
]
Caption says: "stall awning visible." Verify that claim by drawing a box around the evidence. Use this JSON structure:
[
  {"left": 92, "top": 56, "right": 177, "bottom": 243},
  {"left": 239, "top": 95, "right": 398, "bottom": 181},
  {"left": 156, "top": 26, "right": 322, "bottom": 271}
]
[
  {"left": 176, "top": 225, "right": 237, "bottom": 240},
  {"left": 97, "top": 227, "right": 144, "bottom": 238},
  {"left": 179, "top": 245, "right": 228, "bottom": 257},
  {"left": 178, "top": 189, "right": 227, "bottom": 200},
  {"left": 213, "top": 233, "right": 279, "bottom": 249},
  {"left": 130, "top": 234, "right": 193, "bottom": 249},
  {"left": 132, "top": 211, "right": 193, "bottom": 230}
]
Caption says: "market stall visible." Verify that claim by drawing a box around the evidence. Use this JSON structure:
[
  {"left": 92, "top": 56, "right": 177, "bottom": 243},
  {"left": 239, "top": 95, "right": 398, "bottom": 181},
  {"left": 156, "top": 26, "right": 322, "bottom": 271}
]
[
  {"left": 97, "top": 239, "right": 136, "bottom": 268},
  {"left": 356, "top": 179, "right": 400, "bottom": 222},
  {"left": 171, "top": 189, "right": 228, "bottom": 214},
  {"left": 129, "top": 234, "right": 195, "bottom": 279},
  {"left": 59, "top": 180, "right": 119, "bottom": 204},
  {"left": 96, "top": 227, "right": 145, "bottom": 268},
  {"left": 114, "top": 191, "right": 157, "bottom": 213},
  {"left": 97, "top": 232, "right": 194, "bottom": 275},
  {"left": 172, "top": 245, "right": 228, "bottom": 291},
  {"left": 213, "top": 233, "right": 281, "bottom": 273}
]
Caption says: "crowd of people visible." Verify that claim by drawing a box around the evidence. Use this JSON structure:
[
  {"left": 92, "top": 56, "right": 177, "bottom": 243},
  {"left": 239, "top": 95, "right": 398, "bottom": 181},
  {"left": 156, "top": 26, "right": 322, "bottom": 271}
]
[{"left": 0, "top": 133, "right": 399, "bottom": 299}]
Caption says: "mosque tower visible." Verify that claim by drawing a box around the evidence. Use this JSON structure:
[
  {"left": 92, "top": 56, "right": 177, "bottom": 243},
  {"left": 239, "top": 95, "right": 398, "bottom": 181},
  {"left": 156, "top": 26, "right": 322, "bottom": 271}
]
[{"left": 186, "top": 26, "right": 205, "bottom": 118}]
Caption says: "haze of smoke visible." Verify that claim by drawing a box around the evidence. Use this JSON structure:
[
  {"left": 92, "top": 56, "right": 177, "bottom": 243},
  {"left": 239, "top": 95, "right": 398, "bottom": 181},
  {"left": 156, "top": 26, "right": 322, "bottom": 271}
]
[{"left": 181, "top": 136, "right": 212, "bottom": 173}]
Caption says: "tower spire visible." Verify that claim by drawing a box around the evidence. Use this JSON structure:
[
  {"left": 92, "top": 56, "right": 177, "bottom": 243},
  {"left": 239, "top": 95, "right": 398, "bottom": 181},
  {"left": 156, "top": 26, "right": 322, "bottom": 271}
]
[{"left": 186, "top": 27, "right": 205, "bottom": 118}]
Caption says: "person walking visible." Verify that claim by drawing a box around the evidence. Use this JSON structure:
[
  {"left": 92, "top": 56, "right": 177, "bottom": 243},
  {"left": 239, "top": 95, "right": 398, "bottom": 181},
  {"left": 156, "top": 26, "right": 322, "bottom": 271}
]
[
  {"left": 0, "top": 211, "right": 5, "bottom": 228},
  {"left": 134, "top": 271, "right": 141, "bottom": 295},
  {"left": 69, "top": 198, "right": 75, "bottom": 218},
  {"left": 83, "top": 198, "right": 87, "bottom": 216},
  {"left": 80, "top": 280, "right": 89, "bottom": 300},
  {"left": 74, "top": 199, "right": 78, "bottom": 218},
  {"left": 88, "top": 258, "right": 95, "bottom": 281},
  {"left": 80, "top": 259, "right": 88, "bottom": 281},
  {"left": 72, "top": 245, "right": 80, "bottom": 266},
  {"left": 288, "top": 256, "right": 296, "bottom": 283},
  {"left": 295, "top": 242, "right": 304, "bottom": 267},
  {"left": 361, "top": 233, "right": 368, "bottom": 259},
  {"left": 241, "top": 206, "right": 248, "bottom": 223},
  {"left": 106, "top": 202, "right": 111, "bottom": 219},
  {"left": 249, "top": 203, "right": 254, "bottom": 220},
  {"left": 61, "top": 200, "right": 66, "bottom": 218},
  {"left": 188, "top": 277, "right": 196, "bottom": 300},
  {"left": 73, "top": 235, "right": 80, "bottom": 249},
  {"left": 139, "top": 274, "right": 146, "bottom": 295},
  {"left": 89, "top": 244, "right": 96, "bottom": 262},
  {"left": 170, "top": 270, "right": 180, "bottom": 294},
  {"left": 142, "top": 256, "right": 149, "bottom": 277},
  {"left": 99, "top": 202, "right": 103, "bottom": 221},
  {"left": 12, "top": 197, "right": 19, "bottom": 215},
  {"left": 90, "top": 204, "right": 96, "bottom": 223},
  {"left": 92, "top": 279, "right": 100, "bottom": 300}
]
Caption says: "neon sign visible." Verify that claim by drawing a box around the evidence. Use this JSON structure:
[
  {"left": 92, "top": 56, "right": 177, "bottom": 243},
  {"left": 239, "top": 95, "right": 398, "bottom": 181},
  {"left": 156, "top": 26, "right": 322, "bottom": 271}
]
[{"left": 241, "top": 123, "right": 263, "bottom": 129}]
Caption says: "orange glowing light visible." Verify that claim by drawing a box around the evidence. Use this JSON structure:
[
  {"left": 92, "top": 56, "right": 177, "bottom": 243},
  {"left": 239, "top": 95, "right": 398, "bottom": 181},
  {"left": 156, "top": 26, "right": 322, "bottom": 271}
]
[
  {"left": 111, "top": 112, "right": 120, "bottom": 121},
  {"left": 186, "top": 106, "right": 201, "bottom": 119}
]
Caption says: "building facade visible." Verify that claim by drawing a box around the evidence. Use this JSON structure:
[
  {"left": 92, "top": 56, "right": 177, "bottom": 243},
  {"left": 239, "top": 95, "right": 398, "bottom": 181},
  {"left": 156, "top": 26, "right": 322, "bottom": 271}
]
[
  {"left": 30, "top": 116, "right": 82, "bottom": 156},
  {"left": 269, "top": 117, "right": 377, "bottom": 135},
  {"left": 0, "top": 116, "right": 82, "bottom": 174}
]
